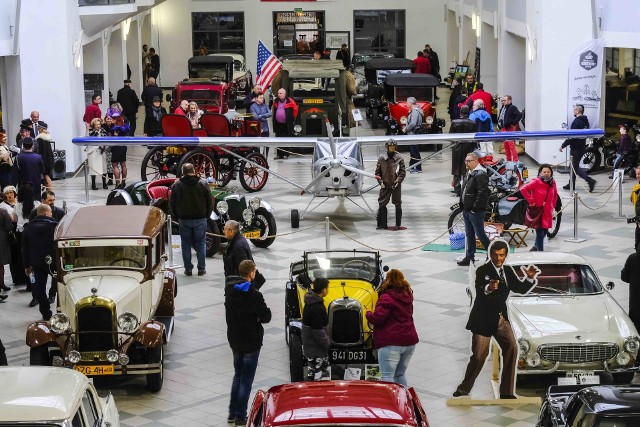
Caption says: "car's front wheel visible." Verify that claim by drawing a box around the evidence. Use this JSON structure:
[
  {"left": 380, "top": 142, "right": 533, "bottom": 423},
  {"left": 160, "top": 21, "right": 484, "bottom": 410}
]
[
  {"left": 206, "top": 219, "right": 221, "bottom": 257},
  {"left": 289, "top": 331, "right": 304, "bottom": 382},
  {"left": 251, "top": 208, "right": 276, "bottom": 248},
  {"left": 146, "top": 345, "right": 164, "bottom": 392}
]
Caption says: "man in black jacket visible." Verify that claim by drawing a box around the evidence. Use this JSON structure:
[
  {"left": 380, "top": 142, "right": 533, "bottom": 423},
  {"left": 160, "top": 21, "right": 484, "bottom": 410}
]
[
  {"left": 497, "top": 95, "right": 523, "bottom": 162},
  {"left": 450, "top": 105, "right": 478, "bottom": 197},
  {"left": 225, "top": 259, "right": 271, "bottom": 426},
  {"left": 169, "top": 163, "right": 213, "bottom": 276},
  {"left": 223, "top": 220, "right": 253, "bottom": 277},
  {"left": 457, "top": 152, "right": 490, "bottom": 266},
  {"left": 116, "top": 80, "right": 140, "bottom": 136},
  {"left": 454, "top": 240, "right": 538, "bottom": 399},
  {"left": 140, "top": 77, "right": 163, "bottom": 111},
  {"left": 560, "top": 104, "right": 596, "bottom": 192},
  {"left": 22, "top": 204, "right": 57, "bottom": 320}
]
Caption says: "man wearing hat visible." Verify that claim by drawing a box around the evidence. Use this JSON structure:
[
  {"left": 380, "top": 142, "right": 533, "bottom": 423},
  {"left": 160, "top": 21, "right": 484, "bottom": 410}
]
[
  {"left": 375, "top": 139, "right": 406, "bottom": 230},
  {"left": 12, "top": 138, "right": 44, "bottom": 198},
  {"left": 117, "top": 80, "right": 140, "bottom": 136}
]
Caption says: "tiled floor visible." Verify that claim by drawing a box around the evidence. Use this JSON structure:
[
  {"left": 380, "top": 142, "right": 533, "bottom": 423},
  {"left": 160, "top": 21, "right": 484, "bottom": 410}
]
[{"left": 1, "top": 89, "right": 637, "bottom": 426}]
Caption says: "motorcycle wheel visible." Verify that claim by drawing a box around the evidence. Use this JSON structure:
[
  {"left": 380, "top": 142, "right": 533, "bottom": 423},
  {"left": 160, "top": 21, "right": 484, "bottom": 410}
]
[
  {"left": 240, "top": 152, "right": 269, "bottom": 192},
  {"left": 546, "top": 198, "right": 562, "bottom": 238},
  {"left": 447, "top": 206, "right": 464, "bottom": 234},
  {"left": 604, "top": 154, "right": 615, "bottom": 168},
  {"left": 579, "top": 149, "right": 601, "bottom": 174}
]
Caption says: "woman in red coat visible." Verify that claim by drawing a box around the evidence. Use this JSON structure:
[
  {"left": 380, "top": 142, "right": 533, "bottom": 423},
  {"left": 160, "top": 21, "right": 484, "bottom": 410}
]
[
  {"left": 519, "top": 164, "right": 558, "bottom": 251},
  {"left": 365, "top": 269, "right": 419, "bottom": 386}
]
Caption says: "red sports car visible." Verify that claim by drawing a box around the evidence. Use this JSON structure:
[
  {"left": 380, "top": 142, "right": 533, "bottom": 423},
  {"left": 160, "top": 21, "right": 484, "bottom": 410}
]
[{"left": 247, "top": 380, "right": 430, "bottom": 426}]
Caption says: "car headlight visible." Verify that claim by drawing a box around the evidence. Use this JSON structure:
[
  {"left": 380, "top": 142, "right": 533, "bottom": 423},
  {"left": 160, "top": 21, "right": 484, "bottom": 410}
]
[
  {"left": 624, "top": 336, "right": 640, "bottom": 353},
  {"left": 117, "top": 312, "right": 140, "bottom": 333},
  {"left": 518, "top": 338, "right": 530, "bottom": 354},
  {"left": 294, "top": 124, "right": 302, "bottom": 133},
  {"left": 68, "top": 350, "right": 81, "bottom": 364},
  {"left": 50, "top": 313, "right": 71, "bottom": 334},
  {"left": 400, "top": 116, "right": 408, "bottom": 125},
  {"left": 106, "top": 349, "right": 119, "bottom": 363},
  {"left": 426, "top": 116, "right": 434, "bottom": 125},
  {"left": 242, "top": 208, "right": 254, "bottom": 222},
  {"left": 217, "top": 200, "right": 229, "bottom": 215},
  {"left": 617, "top": 351, "right": 631, "bottom": 366},
  {"left": 249, "top": 197, "right": 261, "bottom": 209},
  {"left": 526, "top": 353, "right": 541, "bottom": 367},
  {"left": 636, "top": 135, "right": 640, "bottom": 143}
]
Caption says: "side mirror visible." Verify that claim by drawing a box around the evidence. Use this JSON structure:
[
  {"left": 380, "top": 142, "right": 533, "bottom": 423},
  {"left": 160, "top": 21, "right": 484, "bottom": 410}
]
[
  {"left": 165, "top": 94, "right": 172, "bottom": 102},
  {"left": 45, "top": 255, "right": 52, "bottom": 265},
  {"left": 606, "top": 281, "right": 615, "bottom": 291}
]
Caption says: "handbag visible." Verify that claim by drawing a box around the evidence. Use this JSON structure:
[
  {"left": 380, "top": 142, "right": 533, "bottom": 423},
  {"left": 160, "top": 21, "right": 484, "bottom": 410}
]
[{"left": 525, "top": 186, "right": 550, "bottom": 229}]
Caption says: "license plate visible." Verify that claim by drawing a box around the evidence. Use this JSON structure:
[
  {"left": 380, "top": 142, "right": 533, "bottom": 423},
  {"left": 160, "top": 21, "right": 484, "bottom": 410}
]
[
  {"left": 74, "top": 365, "right": 114, "bottom": 376},
  {"left": 303, "top": 98, "right": 323, "bottom": 104},
  {"left": 243, "top": 230, "right": 261, "bottom": 239},
  {"left": 559, "top": 371, "right": 599, "bottom": 385},
  {"left": 330, "top": 349, "right": 371, "bottom": 363}
]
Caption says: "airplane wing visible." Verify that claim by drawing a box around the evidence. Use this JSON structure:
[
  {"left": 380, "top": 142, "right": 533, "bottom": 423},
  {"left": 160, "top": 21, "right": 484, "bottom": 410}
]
[{"left": 72, "top": 128, "right": 604, "bottom": 147}]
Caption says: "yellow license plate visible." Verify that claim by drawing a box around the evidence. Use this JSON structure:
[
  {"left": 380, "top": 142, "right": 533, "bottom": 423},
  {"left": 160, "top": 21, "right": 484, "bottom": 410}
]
[
  {"left": 303, "top": 98, "right": 323, "bottom": 104},
  {"left": 243, "top": 230, "right": 261, "bottom": 239},
  {"left": 74, "top": 365, "right": 115, "bottom": 376},
  {"left": 523, "top": 169, "right": 529, "bottom": 179}
]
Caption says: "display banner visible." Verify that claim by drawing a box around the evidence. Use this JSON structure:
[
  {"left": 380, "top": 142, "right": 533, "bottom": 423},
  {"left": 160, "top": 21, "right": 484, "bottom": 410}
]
[{"left": 567, "top": 38, "right": 604, "bottom": 128}]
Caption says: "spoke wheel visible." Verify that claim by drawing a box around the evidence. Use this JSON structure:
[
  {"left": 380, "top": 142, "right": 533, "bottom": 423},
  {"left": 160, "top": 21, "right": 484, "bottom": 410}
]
[
  {"left": 141, "top": 147, "right": 179, "bottom": 181},
  {"left": 206, "top": 219, "right": 221, "bottom": 257},
  {"left": 177, "top": 148, "right": 217, "bottom": 181},
  {"left": 216, "top": 155, "right": 234, "bottom": 187},
  {"left": 250, "top": 207, "right": 277, "bottom": 248},
  {"left": 240, "top": 152, "right": 269, "bottom": 192},
  {"left": 579, "top": 150, "right": 601, "bottom": 174}
]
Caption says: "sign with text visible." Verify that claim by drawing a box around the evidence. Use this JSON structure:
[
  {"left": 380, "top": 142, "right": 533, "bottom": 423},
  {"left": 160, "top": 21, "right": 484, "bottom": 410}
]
[{"left": 567, "top": 38, "right": 604, "bottom": 128}]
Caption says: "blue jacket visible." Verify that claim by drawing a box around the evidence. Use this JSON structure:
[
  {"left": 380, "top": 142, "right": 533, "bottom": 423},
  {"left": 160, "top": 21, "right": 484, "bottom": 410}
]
[
  {"left": 250, "top": 102, "right": 271, "bottom": 135},
  {"left": 12, "top": 151, "right": 44, "bottom": 192},
  {"left": 469, "top": 109, "right": 494, "bottom": 132},
  {"left": 21, "top": 215, "right": 57, "bottom": 269}
]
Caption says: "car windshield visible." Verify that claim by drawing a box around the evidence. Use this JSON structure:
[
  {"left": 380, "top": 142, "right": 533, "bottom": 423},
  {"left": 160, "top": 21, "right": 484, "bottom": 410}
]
[
  {"left": 189, "top": 65, "right": 227, "bottom": 80},
  {"left": 510, "top": 264, "right": 603, "bottom": 296},
  {"left": 60, "top": 244, "right": 147, "bottom": 271},
  {"left": 179, "top": 90, "right": 221, "bottom": 106},
  {"left": 290, "top": 78, "right": 333, "bottom": 98},
  {"left": 375, "top": 69, "right": 411, "bottom": 84},
  {"left": 305, "top": 251, "right": 378, "bottom": 282},
  {"left": 394, "top": 86, "right": 434, "bottom": 102}
]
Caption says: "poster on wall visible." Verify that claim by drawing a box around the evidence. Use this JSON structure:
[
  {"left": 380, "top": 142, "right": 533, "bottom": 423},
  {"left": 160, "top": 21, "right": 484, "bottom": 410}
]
[{"left": 566, "top": 38, "right": 604, "bottom": 128}]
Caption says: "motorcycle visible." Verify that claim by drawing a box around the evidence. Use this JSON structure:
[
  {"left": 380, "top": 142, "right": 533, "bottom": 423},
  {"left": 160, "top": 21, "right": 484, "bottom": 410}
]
[
  {"left": 477, "top": 153, "right": 528, "bottom": 191},
  {"left": 581, "top": 125, "right": 640, "bottom": 177}
]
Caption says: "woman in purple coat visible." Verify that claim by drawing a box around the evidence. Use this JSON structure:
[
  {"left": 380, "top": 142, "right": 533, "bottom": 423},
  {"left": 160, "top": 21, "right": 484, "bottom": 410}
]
[{"left": 365, "top": 269, "right": 419, "bottom": 386}]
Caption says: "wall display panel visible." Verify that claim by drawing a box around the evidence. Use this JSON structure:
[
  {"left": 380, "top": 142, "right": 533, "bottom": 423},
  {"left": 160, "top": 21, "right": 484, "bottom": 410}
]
[
  {"left": 353, "top": 10, "right": 406, "bottom": 58},
  {"left": 192, "top": 12, "right": 245, "bottom": 57}
]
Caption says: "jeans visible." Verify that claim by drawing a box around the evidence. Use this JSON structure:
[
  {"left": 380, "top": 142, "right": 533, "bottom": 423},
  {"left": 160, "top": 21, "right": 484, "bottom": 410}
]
[
  {"left": 229, "top": 349, "right": 260, "bottom": 420},
  {"left": 409, "top": 145, "right": 422, "bottom": 171},
  {"left": 377, "top": 345, "right": 416, "bottom": 386},
  {"left": 462, "top": 210, "right": 490, "bottom": 259},
  {"left": 535, "top": 228, "right": 546, "bottom": 250},
  {"left": 179, "top": 218, "right": 207, "bottom": 272}
]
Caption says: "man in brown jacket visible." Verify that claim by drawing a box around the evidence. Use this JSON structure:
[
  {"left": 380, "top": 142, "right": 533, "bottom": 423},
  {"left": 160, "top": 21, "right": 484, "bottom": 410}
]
[{"left": 375, "top": 139, "right": 406, "bottom": 230}]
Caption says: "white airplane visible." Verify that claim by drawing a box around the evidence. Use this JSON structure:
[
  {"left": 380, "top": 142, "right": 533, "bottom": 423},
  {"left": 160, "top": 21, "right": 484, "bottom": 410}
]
[{"left": 73, "top": 126, "right": 604, "bottom": 227}]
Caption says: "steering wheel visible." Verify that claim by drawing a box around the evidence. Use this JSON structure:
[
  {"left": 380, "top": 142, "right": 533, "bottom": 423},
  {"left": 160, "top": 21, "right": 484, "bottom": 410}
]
[
  {"left": 109, "top": 257, "right": 143, "bottom": 268},
  {"left": 339, "top": 259, "right": 374, "bottom": 277}
]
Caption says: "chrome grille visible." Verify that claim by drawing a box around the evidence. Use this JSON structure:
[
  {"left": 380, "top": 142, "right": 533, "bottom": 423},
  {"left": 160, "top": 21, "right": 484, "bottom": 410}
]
[
  {"left": 77, "top": 306, "right": 115, "bottom": 352},
  {"left": 539, "top": 343, "right": 618, "bottom": 363},
  {"left": 328, "top": 298, "right": 363, "bottom": 346}
]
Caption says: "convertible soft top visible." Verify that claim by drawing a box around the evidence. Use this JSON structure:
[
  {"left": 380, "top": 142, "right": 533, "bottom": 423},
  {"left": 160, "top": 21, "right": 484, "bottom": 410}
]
[
  {"left": 56, "top": 206, "right": 165, "bottom": 240},
  {"left": 364, "top": 57, "right": 415, "bottom": 71},
  {"left": 188, "top": 56, "right": 233, "bottom": 66},
  {"left": 384, "top": 73, "right": 440, "bottom": 87}
]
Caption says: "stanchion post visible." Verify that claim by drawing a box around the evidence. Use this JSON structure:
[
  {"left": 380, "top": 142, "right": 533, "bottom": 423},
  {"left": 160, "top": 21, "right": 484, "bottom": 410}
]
[
  {"left": 62, "top": 200, "right": 67, "bottom": 214},
  {"left": 613, "top": 169, "right": 627, "bottom": 219},
  {"left": 565, "top": 157, "right": 586, "bottom": 243},
  {"left": 78, "top": 160, "right": 95, "bottom": 205},
  {"left": 325, "top": 216, "right": 330, "bottom": 251}
]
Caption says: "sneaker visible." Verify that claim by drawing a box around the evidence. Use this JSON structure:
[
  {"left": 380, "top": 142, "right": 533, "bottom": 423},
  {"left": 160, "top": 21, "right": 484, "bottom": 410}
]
[
  {"left": 234, "top": 419, "right": 247, "bottom": 427},
  {"left": 409, "top": 169, "right": 418, "bottom": 174},
  {"left": 28, "top": 297, "right": 38, "bottom": 308},
  {"left": 588, "top": 180, "right": 596, "bottom": 193},
  {"left": 197, "top": 269, "right": 206, "bottom": 276},
  {"left": 227, "top": 415, "right": 236, "bottom": 424},
  {"left": 416, "top": 170, "right": 423, "bottom": 173},
  {"left": 452, "top": 390, "right": 469, "bottom": 397},
  {"left": 456, "top": 257, "right": 473, "bottom": 266},
  {"left": 529, "top": 247, "right": 538, "bottom": 252},
  {"left": 184, "top": 270, "right": 192, "bottom": 276},
  {"left": 376, "top": 225, "right": 387, "bottom": 230}
]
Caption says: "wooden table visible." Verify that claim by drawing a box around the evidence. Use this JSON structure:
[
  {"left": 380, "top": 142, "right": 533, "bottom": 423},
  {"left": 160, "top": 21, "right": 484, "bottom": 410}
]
[{"left": 502, "top": 228, "right": 529, "bottom": 248}]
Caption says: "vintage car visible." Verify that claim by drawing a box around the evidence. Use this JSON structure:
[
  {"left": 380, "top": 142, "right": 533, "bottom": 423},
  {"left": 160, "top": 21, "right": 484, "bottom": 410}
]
[
  {"left": 0, "top": 366, "right": 120, "bottom": 426},
  {"left": 537, "top": 384, "right": 640, "bottom": 427},
  {"left": 106, "top": 179, "right": 277, "bottom": 255},
  {"left": 286, "top": 251, "right": 386, "bottom": 381},
  {"left": 275, "top": 59, "right": 352, "bottom": 137},
  {"left": 208, "top": 53, "right": 253, "bottom": 100},
  {"left": 25, "top": 205, "right": 176, "bottom": 392},
  {"left": 385, "top": 73, "right": 445, "bottom": 137},
  {"left": 247, "top": 380, "right": 430, "bottom": 426},
  {"left": 467, "top": 252, "right": 640, "bottom": 385},
  {"left": 167, "top": 55, "right": 251, "bottom": 114},
  {"left": 363, "top": 57, "right": 414, "bottom": 128},
  {"left": 351, "top": 51, "right": 396, "bottom": 105}
]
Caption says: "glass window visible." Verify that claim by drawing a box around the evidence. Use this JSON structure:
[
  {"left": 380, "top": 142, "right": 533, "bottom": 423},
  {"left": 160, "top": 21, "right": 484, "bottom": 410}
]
[
  {"left": 510, "top": 264, "right": 603, "bottom": 296},
  {"left": 354, "top": 10, "right": 406, "bottom": 58},
  {"left": 192, "top": 12, "right": 245, "bottom": 57},
  {"left": 635, "top": 49, "right": 640, "bottom": 77},
  {"left": 60, "top": 245, "right": 147, "bottom": 271},
  {"left": 81, "top": 390, "right": 99, "bottom": 426},
  {"left": 611, "top": 48, "right": 620, "bottom": 72}
]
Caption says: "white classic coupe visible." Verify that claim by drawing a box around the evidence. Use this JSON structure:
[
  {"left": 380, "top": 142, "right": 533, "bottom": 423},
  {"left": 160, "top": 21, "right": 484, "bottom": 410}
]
[{"left": 468, "top": 252, "right": 639, "bottom": 384}]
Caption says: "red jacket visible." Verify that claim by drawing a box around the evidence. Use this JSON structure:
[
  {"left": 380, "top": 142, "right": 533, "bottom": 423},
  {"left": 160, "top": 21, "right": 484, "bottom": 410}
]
[
  {"left": 467, "top": 89, "right": 493, "bottom": 113},
  {"left": 413, "top": 56, "right": 432, "bottom": 75},
  {"left": 174, "top": 107, "right": 187, "bottom": 116},
  {"left": 83, "top": 104, "right": 102, "bottom": 124},
  {"left": 520, "top": 177, "right": 559, "bottom": 229},
  {"left": 366, "top": 289, "right": 419, "bottom": 349}
]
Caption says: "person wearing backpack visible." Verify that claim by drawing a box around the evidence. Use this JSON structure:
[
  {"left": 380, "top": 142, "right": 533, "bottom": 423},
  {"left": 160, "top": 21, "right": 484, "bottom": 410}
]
[{"left": 405, "top": 97, "right": 424, "bottom": 173}]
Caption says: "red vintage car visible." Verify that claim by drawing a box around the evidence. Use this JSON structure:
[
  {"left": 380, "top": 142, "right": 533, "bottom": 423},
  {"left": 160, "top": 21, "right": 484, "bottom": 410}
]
[{"left": 247, "top": 380, "right": 431, "bottom": 427}]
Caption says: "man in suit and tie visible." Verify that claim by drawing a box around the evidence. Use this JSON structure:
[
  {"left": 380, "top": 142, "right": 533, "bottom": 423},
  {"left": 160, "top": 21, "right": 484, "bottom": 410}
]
[{"left": 453, "top": 239, "right": 540, "bottom": 399}]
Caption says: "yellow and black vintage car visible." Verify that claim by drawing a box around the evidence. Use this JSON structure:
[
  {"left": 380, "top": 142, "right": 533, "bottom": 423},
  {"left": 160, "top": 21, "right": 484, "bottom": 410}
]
[{"left": 285, "top": 250, "right": 386, "bottom": 381}]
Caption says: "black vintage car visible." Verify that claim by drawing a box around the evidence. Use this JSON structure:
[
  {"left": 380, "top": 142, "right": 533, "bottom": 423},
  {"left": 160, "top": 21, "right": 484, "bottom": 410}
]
[
  {"left": 351, "top": 51, "right": 396, "bottom": 105},
  {"left": 363, "top": 58, "right": 415, "bottom": 129},
  {"left": 537, "top": 384, "right": 640, "bottom": 426}
]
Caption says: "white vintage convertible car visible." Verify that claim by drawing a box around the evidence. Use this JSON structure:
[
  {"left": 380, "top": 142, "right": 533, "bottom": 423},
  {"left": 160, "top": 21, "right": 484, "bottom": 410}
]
[
  {"left": 0, "top": 366, "right": 119, "bottom": 426},
  {"left": 468, "top": 252, "right": 639, "bottom": 384}
]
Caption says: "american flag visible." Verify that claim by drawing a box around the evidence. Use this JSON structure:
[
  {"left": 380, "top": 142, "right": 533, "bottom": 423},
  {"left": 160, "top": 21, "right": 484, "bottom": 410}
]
[{"left": 256, "top": 40, "right": 282, "bottom": 88}]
